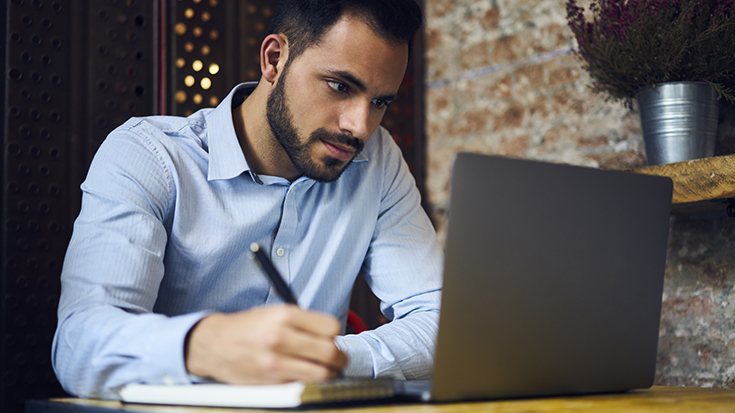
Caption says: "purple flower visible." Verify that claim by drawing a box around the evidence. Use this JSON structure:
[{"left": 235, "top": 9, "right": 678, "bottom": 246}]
[{"left": 565, "top": 0, "right": 735, "bottom": 105}]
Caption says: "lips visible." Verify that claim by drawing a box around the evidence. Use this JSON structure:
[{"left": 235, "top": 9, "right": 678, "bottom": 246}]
[{"left": 321, "top": 140, "right": 355, "bottom": 161}]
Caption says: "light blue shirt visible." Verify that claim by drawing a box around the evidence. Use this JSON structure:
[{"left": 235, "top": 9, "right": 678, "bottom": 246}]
[{"left": 52, "top": 83, "right": 443, "bottom": 399}]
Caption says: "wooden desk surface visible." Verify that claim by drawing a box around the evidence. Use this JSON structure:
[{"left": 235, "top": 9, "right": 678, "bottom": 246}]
[{"left": 25, "top": 386, "right": 735, "bottom": 413}]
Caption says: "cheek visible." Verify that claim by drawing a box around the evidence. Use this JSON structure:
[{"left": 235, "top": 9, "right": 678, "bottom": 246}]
[
  {"left": 369, "top": 111, "right": 384, "bottom": 129},
  {"left": 294, "top": 100, "right": 342, "bottom": 131},
  {"left": 364, "top": 111, "right": 385, "bottom": 137}
]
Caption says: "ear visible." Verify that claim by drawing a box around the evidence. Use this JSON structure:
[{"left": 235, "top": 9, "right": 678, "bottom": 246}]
[{"left": 260, "top": 34, "right": 289, "bottom": 84}]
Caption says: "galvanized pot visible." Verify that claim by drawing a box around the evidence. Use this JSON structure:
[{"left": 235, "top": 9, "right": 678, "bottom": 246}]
[{"left": 635, "top": 81, "right": 719, "bottom": 165}]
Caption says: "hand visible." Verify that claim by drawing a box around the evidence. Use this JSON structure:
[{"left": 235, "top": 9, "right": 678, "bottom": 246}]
[{"left": 185, "top": 305, "right": 348, "bottom": 384}]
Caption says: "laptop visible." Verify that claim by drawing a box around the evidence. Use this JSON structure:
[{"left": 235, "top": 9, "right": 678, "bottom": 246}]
[
  {"left": 416, "top": 152, "right": 673, "bottom": 402},
  {"left": 119, "top": 153, "right": 673, "bottom": 407}
]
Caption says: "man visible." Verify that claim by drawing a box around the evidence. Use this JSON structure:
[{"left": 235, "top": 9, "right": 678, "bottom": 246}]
[{"left": 52, "top": 0, "right": 443, "bottom": 399}]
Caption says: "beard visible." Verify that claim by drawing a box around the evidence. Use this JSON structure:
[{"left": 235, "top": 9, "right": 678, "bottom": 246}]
[{"left": 266, "top": 66, "right": 365, "bottom": 183}]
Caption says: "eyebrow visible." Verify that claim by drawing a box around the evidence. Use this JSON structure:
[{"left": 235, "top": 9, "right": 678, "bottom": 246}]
[{"left": 327, "top": 70, "right": 398, "bottom": 102}]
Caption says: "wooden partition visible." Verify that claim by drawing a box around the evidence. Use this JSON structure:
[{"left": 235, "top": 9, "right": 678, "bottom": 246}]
[{"left": 1, "top": 1, "right": 425, "bottom": 411}]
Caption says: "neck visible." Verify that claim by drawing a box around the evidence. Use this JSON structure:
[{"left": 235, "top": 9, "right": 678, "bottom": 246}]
[{"left": 233, "top": 80, "right": 301, "bottom": 182}]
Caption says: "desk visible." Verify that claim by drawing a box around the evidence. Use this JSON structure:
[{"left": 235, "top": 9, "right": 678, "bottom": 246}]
[{"left": 25, "top": 386, "right": 735, "bottom": 413}]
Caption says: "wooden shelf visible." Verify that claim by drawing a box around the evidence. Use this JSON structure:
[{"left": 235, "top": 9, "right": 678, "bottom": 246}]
[{"left": 633, "top": 154, "right": 735, "bottom": 215}]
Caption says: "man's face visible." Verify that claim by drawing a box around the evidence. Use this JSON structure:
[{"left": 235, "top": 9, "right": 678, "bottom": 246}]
[
  {"left": 266, "top": 15, "right": 409, "bottom": 182},
  {"left": 266, "top": 64, "right": 362, "bottom": 182}
]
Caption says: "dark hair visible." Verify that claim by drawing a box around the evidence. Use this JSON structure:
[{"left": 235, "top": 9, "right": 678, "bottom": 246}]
[{"left": 268, "top": 0, "right": 423, "bottom": 62}]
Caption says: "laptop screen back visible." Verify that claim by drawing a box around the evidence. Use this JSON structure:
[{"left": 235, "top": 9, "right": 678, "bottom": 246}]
[{"left": 431, "top": 153, "right": 673, "bottom": 401}]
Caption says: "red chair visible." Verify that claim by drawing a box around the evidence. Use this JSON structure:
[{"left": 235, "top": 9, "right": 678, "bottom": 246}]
[{"left": 347, "top": 310, "right": 368, "bottom": 333}]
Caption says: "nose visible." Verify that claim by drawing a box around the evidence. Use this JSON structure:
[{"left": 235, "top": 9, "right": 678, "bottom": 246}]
[{"left": 338, "top": 100, "right": 373, "bottom": 140}]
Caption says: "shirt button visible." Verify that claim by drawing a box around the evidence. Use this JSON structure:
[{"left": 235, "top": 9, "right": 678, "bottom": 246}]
[{"left": 276, "top": 247, "right": 285, "bottom": 257}]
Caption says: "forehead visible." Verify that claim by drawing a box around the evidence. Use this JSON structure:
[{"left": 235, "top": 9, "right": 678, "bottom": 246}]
[{"left": 289, "top": 15, "right": 409, "bottom": 94}]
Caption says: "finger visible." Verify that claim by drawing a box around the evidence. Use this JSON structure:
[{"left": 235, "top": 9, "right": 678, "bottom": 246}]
[
  {"left": 248, "top": 353, "right": 342, "bottom": 384},
  {"left": 275, "top": 305, "right": 343, "bottom": 337},
  {"left": 220, "top": 353, "right": 336, "bottom": 385},
  {"left": 279, "top": 354, "right": 346, "bottom": 382},
  {"left": 262, "top": 323, "right": 348, "bottom": 370},
  {"left": 329, "top": 343, "right": 349, "bottom": 371}
]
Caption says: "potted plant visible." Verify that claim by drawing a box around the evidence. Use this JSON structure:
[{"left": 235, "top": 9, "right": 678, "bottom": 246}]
[{"left": 566, "top": 0, "right": 735, "bottom": 165}]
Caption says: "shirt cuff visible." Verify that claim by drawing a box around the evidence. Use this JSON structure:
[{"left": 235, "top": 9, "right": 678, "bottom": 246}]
[
  {"left": 143, "top": 310, "right": 213, "bottom": 385},
  {"left": 334, "top": 335, "right": 374, "bottom": 378}
]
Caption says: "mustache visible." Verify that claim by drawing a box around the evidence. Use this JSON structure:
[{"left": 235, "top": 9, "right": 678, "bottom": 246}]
[{"left": 311, "top": 128, "right": 364, "bottom": 152}]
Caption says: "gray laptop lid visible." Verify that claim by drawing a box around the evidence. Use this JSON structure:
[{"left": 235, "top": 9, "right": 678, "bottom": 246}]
[{"left": 430, "top": 153, "right": 672, "bottom": 402}]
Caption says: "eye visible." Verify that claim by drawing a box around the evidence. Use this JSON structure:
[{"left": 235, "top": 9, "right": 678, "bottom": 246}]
[
  {"left": 327, "top": 81, "right": 348, "bottom": 93},
  {"left": 372, "top": 98, "right": 389, "bottom": 109}
]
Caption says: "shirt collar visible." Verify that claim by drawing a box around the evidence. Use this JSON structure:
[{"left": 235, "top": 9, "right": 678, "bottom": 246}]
[
  {"left": 206, "top": 82, "right": 258, "bottom": 181},
  {"left": 354, "top": 148, "right": 369, "bottom": 162}
]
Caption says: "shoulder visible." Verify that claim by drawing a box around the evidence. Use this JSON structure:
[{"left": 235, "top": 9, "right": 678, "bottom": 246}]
[
  {"left": 87, "top": 112, "right": 210, "bottom": 189},
  {"left": 97, "top": 110, "right": 215, "bottom": 171},
  {"left": 359, "top": 126, "right": 407, "bottom": 174},
  {"left": 112, "top": 110, "right": 211, "bottom": 151},
  {"left": 364, "top": 126, "right": 402, "bottom": 156},
  {"left": 332, "top": 126, "right": 415, "bottom": 200}
]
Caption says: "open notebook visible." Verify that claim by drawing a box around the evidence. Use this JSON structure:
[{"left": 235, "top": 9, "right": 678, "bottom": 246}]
[{"left": 120, "top": 153, "right": 673, "bottom": 408}]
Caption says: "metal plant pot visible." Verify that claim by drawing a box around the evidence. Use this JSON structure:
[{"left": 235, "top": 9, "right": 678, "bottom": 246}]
[{"left": 635, "top": 81, "right": 719, "bottom": 165}]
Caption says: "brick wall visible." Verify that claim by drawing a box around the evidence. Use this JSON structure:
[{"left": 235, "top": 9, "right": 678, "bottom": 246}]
[{"left": 424, "top": 0, "right": 735, "bottom": 388}]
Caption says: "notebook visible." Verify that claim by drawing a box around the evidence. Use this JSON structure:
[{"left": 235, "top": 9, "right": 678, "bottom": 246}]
[{"left": 119, "top": 153, "right": 673, "bottom": 407}]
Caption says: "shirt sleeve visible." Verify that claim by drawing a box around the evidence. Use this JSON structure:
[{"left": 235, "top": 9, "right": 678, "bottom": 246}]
[
  {"left": 52, "top": 124, "right": 207, "bottom": 399},
  {"left": 335, "top": 130, "right": 444, "bottom": 380}
]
